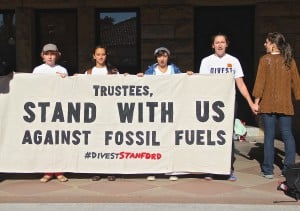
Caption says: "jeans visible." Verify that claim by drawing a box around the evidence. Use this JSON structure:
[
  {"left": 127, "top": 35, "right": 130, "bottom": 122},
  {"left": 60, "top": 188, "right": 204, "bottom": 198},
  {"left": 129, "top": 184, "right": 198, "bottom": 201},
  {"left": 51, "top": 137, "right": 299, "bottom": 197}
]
[{"left": 261, "top": 113, "right": 296, "bottom": 175}]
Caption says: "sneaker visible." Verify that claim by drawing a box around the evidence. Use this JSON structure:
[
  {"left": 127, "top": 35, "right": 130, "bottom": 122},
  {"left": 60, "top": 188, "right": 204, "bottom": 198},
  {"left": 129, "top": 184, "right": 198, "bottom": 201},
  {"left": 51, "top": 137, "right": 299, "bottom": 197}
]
[
  {"left": 228, "top": 172, "right": 237, "bottom": 181},
  {"left": 107, "top": 176, "right": 116, "bottom": 181},
  {"left": 147, "top": 176, "right": 156, "bottom": 181},
  {"left": 204, "top": 174, "right": 213, "bottom": 181},
  {"left": 278, "top": 182, "right": 288, "bottom": 191},
  {"left": 260, "top": 172, "right": 274, "bottom": 179},
  {"left": 169, "top": 176, "right": 178, "bottom": 181}
]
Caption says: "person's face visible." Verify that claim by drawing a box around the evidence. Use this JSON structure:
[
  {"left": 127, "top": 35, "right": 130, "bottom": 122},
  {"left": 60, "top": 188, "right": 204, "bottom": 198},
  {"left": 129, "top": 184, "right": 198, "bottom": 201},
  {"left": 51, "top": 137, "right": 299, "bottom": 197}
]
[
  {"left": 156, "top": 52, "right": 169, "bottom": 68},
  {"left": 264, "top": 38, "right": 273, "bottom": 53},
  {"left": 93, "top": 48, "right": 107, "bottom": 67},
  {"left": 42, "top": 51, "right": 58, "bottom": 66},
  {"left": 212, "top": 35, "right": 228, "bottom": 57}
]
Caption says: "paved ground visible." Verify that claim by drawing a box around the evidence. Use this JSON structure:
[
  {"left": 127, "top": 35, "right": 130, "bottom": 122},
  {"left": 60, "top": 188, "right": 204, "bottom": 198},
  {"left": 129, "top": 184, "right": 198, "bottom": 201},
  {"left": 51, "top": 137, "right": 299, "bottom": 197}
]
[{"left": 0, "top": 134, "right": 299, "bottom": 210}]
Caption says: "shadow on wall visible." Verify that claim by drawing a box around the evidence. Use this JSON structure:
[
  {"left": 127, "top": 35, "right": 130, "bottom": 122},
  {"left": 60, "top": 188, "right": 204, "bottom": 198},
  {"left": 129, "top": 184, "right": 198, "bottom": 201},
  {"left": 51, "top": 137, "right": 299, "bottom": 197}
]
[
  {"left": 0, "top": 49, "right": 15, "bottom": 93},
  {"left": 0, "top": 57, "right": 13, "bottom": 76},
  {"left": 0, "top": 71, "right": 13, "bottom": 94}
]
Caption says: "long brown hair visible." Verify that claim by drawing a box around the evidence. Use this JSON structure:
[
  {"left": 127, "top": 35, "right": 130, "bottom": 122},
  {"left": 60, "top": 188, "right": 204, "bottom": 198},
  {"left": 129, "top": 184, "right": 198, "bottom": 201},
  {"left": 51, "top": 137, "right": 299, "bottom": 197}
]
[
  {"left": 267, "top": 32, "right": 293, "bottom": 68},
  {"left": 92, "top": 45, "right": 118, "bottom": 74}
]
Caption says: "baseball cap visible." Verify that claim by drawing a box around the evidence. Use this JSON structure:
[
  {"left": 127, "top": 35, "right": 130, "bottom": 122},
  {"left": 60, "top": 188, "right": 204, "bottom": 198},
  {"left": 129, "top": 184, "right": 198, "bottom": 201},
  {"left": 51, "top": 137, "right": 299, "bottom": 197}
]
[
  {"left": 42, "top": 43, "right": 59, "bottom": 52},
  {"left": 154, "top": 47, "right": 171, "bottom": 56}
]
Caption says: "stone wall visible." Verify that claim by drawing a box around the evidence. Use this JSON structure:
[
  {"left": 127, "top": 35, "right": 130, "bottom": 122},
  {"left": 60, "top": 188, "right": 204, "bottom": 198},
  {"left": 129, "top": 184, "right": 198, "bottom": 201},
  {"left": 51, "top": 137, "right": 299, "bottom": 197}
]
[
  {"left": 253, "top": 2, "right": 300, "bottom": 145},
  {"left": 140, "top": 5, "right": 193, "bottom": 71},
  {"left": 1, "top": 0, "right": 300, "bottom": 144},
  {"left": 255, "top": 1, "right": 300, "bottom": 69},
  {"left": 1, "top": 0, "right": 299, "bottom": 72}
]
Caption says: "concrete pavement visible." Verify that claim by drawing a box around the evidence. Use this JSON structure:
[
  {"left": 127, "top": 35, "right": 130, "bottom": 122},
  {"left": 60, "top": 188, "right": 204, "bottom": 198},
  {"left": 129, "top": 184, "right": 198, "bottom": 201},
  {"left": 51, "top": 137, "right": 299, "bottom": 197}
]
[{"left": 0, "top": 131, "right": 299, "bottom": 210}]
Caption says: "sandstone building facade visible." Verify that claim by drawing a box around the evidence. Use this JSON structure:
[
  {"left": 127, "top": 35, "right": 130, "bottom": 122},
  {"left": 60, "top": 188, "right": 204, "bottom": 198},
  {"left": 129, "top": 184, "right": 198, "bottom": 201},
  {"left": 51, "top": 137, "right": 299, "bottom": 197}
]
[{"left": 0, "top": 0, "right": 300, "bottom": 138}]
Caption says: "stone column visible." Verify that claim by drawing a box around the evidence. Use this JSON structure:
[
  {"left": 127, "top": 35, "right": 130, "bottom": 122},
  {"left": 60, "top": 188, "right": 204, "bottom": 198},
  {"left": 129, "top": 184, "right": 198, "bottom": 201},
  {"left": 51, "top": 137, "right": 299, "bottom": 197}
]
[
  {"left": 77, "top": 6, "right": 95, "bottom": 73},
  {"left": 15, "top": 7, "right": 34, "bottom": 73}
]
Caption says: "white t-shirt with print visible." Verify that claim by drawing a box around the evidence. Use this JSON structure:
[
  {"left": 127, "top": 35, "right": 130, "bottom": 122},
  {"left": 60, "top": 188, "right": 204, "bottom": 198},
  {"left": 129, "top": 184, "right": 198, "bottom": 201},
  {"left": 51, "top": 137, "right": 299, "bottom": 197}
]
[
  {"left": 33, "top": 63, "right": 68, "bottom": 75},
  {"left": 199, "top": 54, "right": 244, "bottom": 78}
]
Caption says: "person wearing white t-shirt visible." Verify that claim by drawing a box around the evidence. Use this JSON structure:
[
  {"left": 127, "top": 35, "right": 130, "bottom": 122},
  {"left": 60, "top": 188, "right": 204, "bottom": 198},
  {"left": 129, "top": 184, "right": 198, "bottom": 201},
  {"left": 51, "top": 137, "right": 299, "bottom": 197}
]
[
  {"left": 84, "top": 45, "right": 118, "bottom": 75},
  {"left": 84, "top": 45, "right": 118, "bottom": 182},
  {"left": 199, "top": 34, "right": 258, "bottom": 181},
  {"left": 33, "top": 63, "right": 68, "bottom": 76},
  {"left": 33, "top": 44, "right": 68, "bottom": 78},
  {"left": 86, "top": 66, "right": 108, "bottom": 75},
  {"left": 33, "top": 43, "right": 69, "bottom": 183}
]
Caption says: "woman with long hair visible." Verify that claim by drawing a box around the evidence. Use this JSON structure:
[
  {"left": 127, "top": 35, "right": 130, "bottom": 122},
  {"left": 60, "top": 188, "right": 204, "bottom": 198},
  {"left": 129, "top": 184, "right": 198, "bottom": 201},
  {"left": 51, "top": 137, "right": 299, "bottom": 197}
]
[{"left": 253, "top": 32, "right": 300, "bottom": 179}]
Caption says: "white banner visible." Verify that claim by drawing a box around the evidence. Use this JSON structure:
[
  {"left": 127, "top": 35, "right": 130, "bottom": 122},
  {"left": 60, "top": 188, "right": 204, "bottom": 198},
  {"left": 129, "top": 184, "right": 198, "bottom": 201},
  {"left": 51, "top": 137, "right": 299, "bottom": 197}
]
[{"left": 0, "top": 73, "right": 235, "bottom": 174}]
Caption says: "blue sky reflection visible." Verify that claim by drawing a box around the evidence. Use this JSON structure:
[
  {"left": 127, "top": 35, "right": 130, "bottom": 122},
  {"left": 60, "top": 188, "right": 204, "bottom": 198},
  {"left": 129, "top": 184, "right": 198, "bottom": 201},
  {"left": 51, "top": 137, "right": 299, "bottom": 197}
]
[{"left": 100, "top": 12, "right": 136, "bottom": 24}]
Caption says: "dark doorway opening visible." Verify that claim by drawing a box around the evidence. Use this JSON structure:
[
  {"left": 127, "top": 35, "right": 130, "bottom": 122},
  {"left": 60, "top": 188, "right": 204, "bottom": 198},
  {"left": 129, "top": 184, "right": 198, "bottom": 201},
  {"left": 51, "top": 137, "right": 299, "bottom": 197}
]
[
  {"left": 195, "top": 6, "right": 256, "bottom": 126},
  {"left": 35, "top": 10, "right": 77, "bottom": 75}
]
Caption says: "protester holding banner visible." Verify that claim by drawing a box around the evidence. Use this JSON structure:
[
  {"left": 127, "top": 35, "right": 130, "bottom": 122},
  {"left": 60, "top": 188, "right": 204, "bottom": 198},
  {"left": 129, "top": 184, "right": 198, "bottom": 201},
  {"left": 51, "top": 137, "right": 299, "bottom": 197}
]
[
  {"left": 137, "top": 47, "right": 192, "bottom": 76},
  {"left": 199, "top": 33, "right": 257, "bottom": 181},
  {"left": 252, "top": 32, "right": 300, "bottom": 179},
  {"left": 33, "top": 43, "right": 69, "bottom": 183},
  {"left": 136, "top": 47, "right": 180, "bottom": 77},
  {"left": 137, "top": 47, "right": 184, "bottom": 181},
  {"left": 33, "top": 44, "right": 68, "bottom": 78},
  {"left": 84, "top": 45, "right": 118, "bottom": 75},
  {"left": 86, "top": 45, "right": 118, "bottom": 181}
]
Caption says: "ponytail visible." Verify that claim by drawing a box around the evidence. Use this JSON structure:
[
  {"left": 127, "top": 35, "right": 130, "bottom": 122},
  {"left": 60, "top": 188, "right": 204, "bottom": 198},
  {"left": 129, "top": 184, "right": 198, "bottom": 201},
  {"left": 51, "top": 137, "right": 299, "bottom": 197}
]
[
  {"left": 267, "top": 32, "right": 293, "bottom": 68},
  {"left": 280, "top": 42, "right": 292, "bottom": 68}
]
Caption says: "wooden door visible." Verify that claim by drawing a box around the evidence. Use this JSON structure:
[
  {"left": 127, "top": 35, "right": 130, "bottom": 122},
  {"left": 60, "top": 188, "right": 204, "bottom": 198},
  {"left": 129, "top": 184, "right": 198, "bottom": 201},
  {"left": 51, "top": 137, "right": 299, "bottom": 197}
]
[{"left": 35, "top": 10, "right": 77, "bottom": 75}]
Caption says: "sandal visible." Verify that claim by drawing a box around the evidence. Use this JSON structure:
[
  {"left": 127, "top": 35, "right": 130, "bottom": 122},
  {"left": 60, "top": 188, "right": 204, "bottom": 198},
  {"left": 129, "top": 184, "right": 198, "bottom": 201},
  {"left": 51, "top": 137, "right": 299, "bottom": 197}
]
[
  {"left": 56, "top": 175, "right": 68, "bottom": 182},
  {"left": 107, "top": 176, "right": 116, "bottom": 181},
  {"left": 92, "top": 175, "right": 101, "bottom": 181},
  {"left": 40, "top": 175, "right": 52, "bottom": 183}
]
